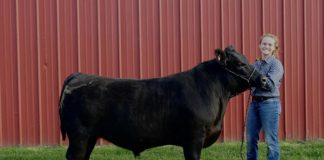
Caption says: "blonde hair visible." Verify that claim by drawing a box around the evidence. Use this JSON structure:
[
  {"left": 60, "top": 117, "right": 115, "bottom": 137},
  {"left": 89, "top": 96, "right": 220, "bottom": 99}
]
[{"left": 259, "top": 33, "right": 279, "bottom": 56}]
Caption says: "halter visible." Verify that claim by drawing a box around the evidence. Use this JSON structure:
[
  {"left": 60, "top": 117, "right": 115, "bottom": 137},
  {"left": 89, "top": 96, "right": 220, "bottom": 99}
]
[{"left": 224, "top": 66, "right": 256, "bottom": 85}]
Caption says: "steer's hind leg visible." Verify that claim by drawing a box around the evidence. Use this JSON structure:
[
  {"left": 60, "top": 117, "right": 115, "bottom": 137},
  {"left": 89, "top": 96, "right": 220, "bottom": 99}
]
[
  {"left": 66, "top": 129, "right": 97, "bottom": 160},
  {"left": 84, "top": 136, "right": 98, "bottom": 160}
]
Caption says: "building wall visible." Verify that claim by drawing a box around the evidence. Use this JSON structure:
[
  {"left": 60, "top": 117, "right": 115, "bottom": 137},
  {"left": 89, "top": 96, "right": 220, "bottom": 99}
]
[{"left": 0, "top": 0, "right": 323, "bottom": 146}]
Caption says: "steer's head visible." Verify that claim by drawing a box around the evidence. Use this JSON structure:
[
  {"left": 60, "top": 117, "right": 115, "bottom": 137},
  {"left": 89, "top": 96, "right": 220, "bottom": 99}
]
[{"left": 215, "top": 45, "right": 265, "bottom": 89}]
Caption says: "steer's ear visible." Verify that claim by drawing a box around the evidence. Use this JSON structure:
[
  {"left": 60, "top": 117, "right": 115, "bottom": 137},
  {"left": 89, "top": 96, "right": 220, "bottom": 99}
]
[{"left": 215, "top": 48, "right": 226, "bottom": 64}]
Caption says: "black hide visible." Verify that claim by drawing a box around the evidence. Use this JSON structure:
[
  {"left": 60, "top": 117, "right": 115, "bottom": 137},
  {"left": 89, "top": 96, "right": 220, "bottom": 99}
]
[{"left": 59, "top": 46, "right": 263, "bottom": 160}]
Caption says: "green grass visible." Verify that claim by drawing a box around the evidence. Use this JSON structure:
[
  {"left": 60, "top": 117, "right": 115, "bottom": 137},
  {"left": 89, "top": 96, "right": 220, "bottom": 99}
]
[{"left": 0, "top": 141, "right": 324, "bottom": 160}]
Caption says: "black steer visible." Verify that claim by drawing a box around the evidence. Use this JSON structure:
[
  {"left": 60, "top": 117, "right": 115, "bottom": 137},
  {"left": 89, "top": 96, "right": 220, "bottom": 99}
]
[{"left": 59, "top": 46, "right": 264, "bottom": 160}]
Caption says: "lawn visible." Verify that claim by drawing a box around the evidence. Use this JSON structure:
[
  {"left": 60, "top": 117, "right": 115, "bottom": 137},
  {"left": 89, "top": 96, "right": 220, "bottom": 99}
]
[{"left": 0, "top": 141, "right": 323, "bottom": 160}]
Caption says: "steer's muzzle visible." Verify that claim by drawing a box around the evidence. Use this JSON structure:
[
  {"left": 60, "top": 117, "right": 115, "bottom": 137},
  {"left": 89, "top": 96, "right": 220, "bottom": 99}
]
[{"left": 248, "top": 68, "right": 267, "bottom": 88}]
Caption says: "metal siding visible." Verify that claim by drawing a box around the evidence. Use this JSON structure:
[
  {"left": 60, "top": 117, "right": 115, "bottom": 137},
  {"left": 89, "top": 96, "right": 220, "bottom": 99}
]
[
  {"left": 283, "top": 0, "right": 306, "bottom": 140},
  {"left": 16, "top": 0, "right": 40, "bottom": 145},
  {"left": 97, "top": 0, "right": 120, "bottom": 77},
  {"left": 118, "top": 0, "right": 140, "bottom": 78},
  {"left": 200, "top": 0, "right": 222, "bottom": 61},
  {"left": 160, "top": 0, "right": 181, "bottom": 76},
  {"left": 37, "top": 0, "right": 60, "bottom": 145},
  {"left": 297, "top": 0, "right": 306, "bottom": 140},
  {"left": 0, "top": 0, "right": 323, "bottom": 146},
  {"left": 319, "top": 0, "right": 324, "bottom": 138},
  {"left": 180, "top": 0, "right": 201, "bottom": 71},
  {"left": 139, "top": 0, "right": 161, "bottom": 78},
  {"left": 77, "top": 0, "right": 99, "bottom": 74},
  {"left": 304, "top": 0, "right": 323, "bottom": 140},
  {"left": 57, "top": 0, "right": 79, "bottom": 87},
  {"left": 0, "top": 0, "right": 20, "bottom": 145}
]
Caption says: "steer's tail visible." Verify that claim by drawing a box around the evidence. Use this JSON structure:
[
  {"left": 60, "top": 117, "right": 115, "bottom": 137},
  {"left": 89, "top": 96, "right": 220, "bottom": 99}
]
[{"left": 59, "top": 72, "right": 80, "bottom": 140}]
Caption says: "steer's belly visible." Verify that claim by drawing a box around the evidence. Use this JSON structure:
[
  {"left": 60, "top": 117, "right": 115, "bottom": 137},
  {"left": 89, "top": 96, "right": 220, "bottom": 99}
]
[
  {"left": 203, "top": 123, "right": 222, "bottom": 148},
  {"left": 102, "top": 132, "right": 170, "bottom": 154},
  {"left": 203, "top": 131, "right": 221, "bottom": 148}
]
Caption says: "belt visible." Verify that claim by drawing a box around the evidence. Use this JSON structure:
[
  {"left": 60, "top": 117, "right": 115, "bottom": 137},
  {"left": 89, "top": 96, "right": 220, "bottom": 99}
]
[{"left": 252, "top": 96, "right": 278, "bottom": 102}]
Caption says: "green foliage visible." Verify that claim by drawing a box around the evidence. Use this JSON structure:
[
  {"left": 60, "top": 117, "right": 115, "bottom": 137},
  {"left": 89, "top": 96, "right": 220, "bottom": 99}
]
[{"left": 0, "top": 141, "right": 323, "bottom": 160}]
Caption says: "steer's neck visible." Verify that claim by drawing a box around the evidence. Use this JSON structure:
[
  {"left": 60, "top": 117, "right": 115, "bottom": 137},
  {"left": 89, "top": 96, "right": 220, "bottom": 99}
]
[{"left": 222, "top": 70, "right": 250, "bottom": 98}]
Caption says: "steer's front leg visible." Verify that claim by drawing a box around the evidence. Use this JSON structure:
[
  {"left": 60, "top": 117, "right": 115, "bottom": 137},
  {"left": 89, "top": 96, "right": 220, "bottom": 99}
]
[{"left": 182, "top": 137, "right": 204, "bottom": 160}]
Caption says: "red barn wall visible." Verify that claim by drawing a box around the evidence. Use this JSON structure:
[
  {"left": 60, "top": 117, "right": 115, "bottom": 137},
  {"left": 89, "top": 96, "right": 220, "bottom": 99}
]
[{"left": 0, "top": 0, "right": 323, "bottom": 145}]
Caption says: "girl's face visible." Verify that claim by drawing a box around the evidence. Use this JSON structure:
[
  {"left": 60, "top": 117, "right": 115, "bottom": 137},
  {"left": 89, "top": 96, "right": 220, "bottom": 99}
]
[{"left": 259, "top": 36, "right": 276, "bottom": 56}]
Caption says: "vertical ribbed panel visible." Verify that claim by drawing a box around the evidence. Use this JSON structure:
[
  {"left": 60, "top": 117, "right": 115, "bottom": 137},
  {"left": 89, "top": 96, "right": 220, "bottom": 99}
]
[
  {"left": 0, "top": 0, "right": 323, "bottom": 145},
  {"left": 200, "top": 0, "right": 222, "bottom": 60},
  {"left": 0, "top": 0, "right": 20, "bottom": 145},
  {"left": 159, "top": 0, "right": 181, "bottom": 76},
  {"left": 318, "top": 0, "right": 324, "bottom": 139},
  {"left": 283, "top": 0, "right": 306, "bottom": 140},
  {"left": 78, "top": 0, "right": 99, "bottom": 74},
  {"left": 37, "top": 0, "right": 60, "bottom": 145},
  {"left": 16, "top": 0, "right": 40, "bottom": 145},
  {"left": 118, "top": 0, "right": 140, "bottom": 78},
  {"left": 97, "top": 0, "right": 120, "bottom": 78},
  {"left": 180, "top": 0, "right": 201, "bottom": 71},
  {"left": 303, "top": 0, "right": 324, "bottom": 140},
  {"left": 139, "top": 0, "right": 161, "bottom": 78}
]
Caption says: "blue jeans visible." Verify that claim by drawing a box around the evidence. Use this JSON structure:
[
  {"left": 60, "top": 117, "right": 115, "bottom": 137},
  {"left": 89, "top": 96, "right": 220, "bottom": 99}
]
[{"left": 247, "top": 98, "right": 281, "bottom": 160}]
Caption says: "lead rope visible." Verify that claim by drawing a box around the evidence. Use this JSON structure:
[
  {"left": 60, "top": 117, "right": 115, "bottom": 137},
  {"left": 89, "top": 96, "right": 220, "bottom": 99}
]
[
  {"left": 224, "top": 67, "right": 256, "bottom": 84},
  {"left": 240, "top": 90, "right": 252, "bottom": 160}
]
